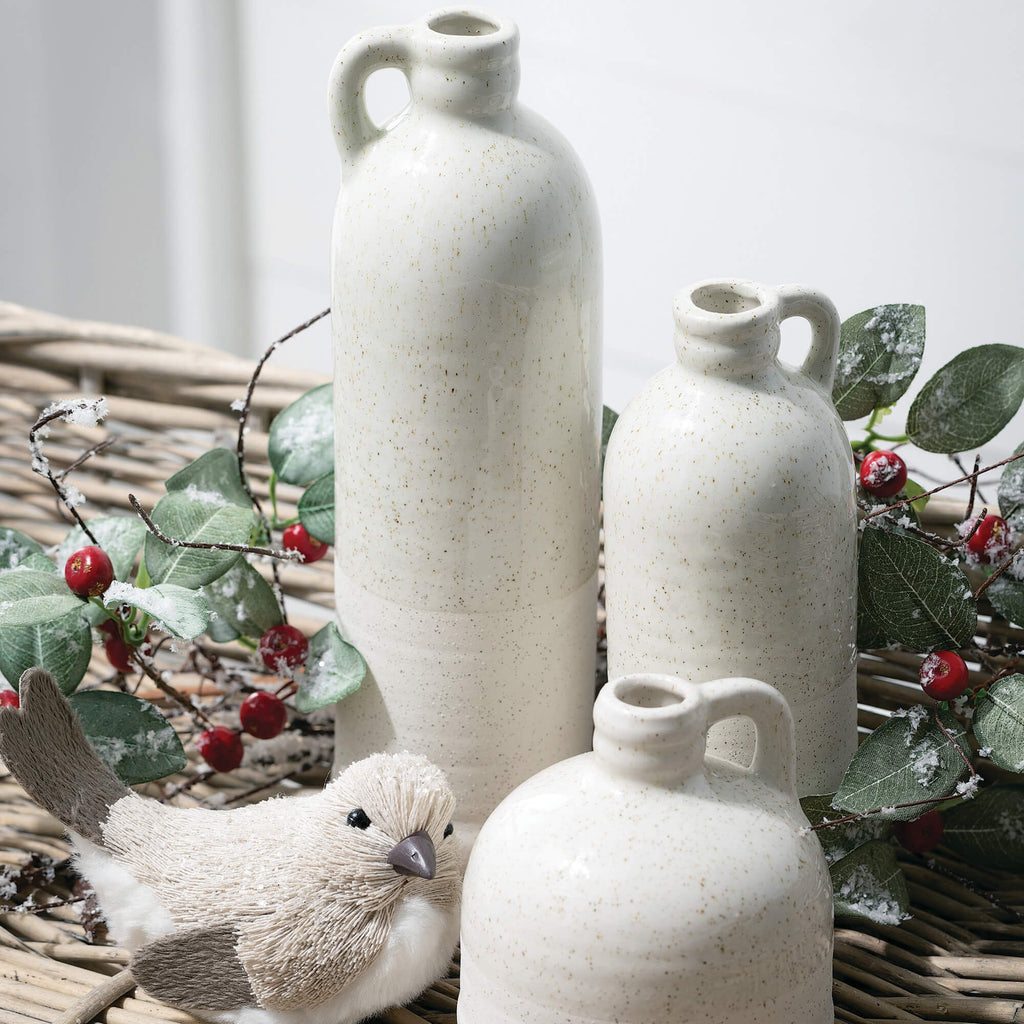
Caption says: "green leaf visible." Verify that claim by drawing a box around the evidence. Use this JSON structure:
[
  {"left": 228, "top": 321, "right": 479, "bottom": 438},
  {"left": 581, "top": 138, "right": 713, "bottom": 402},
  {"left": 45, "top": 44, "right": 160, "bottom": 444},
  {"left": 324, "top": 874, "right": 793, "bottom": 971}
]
[
  {"left": 268, "top": 383, "right": 333, "bottom": 486},
  {"left": 69, "top": 691, "right": 187, "bottom": 785},
  {"left": 857, "top": 524, "right": 977, "bottom": 652},
  {"left": 103, "top": 582, "right": 210, "bottom": 640},
  {"left": 295, "top": 622, "right": 365, "bottom": 713},
  {"left": 0, "top": 609, "right": 91, "bottom": 695},
  {"left": 0, "top": 529, "right": 46, "bottom": 571},
  {"left": 997, "top": 442, "right": 1024, "bottom": 533},
  {"left": 986, "top": 573, "right": 1024, "bottom": 628},
  {"left": 144, "top": 493, "right": 254, "bottom": 588},
  {"left": 297, "top": 471, "right": 334, "bottom": 545},
  {"left": 200, "top": 560, "right": 283, "bottom": 643},
  {"left": 942, "top": 783, "right": 1024, "bottom": 871},
  {"left": 165, "top": 448, "right": 252, "bottom": 509},
  {"left": 832, "top": 305, "right": 926, "bottom": 421},
  {"left": 20, "top": 553, "right": 58, "bottom": 574},
  {"left": 973, "top": 675, "right": 1024, "bottom": 772},
  {"left": 0, "top": 570, "right": 83, "bottom": 627},
  {"left": 833, "top": 706, "right": 969, "bottom": 821},
  {"left": 800, "top": 794, "right": 893, "bottom": 865},
  {"left": 829, "top": 840, "right": 910, "bottom": 924},
  {"left": 907, "top": 344, "right": 1024, "bottom": 453},
  {"left": 901, "top": 478, "right": 929, "bottom": 524},
  {"left": 55, "top": 516, "right": 147, "bottom": 583},
  {"left": 600, "top": 405, "right": 619, "bottom": 497}
]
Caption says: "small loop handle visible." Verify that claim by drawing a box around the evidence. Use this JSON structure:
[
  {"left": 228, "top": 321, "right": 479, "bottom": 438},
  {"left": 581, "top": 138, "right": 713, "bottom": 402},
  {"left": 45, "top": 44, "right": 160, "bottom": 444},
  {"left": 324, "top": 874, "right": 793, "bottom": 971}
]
[
  {"left": 777, "top": 284, "right": 841, "bottom": 394},
  {"left": 328, "top": 26, "right": 413, "bottom": 167},
  {"left": 701, "top": 677, "right": 797, "bottom": 797}
]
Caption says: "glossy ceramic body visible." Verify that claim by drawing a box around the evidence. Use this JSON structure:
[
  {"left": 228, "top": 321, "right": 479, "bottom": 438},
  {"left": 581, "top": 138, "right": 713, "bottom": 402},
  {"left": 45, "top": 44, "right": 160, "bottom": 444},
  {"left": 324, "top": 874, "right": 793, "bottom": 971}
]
[
  {"left": 328, "top": 9, "right": 602, "bottom": 830},
  {"left": 459, "top": 673, "right": 834, "bottom": 1023},
  {"left": 603, "top": 279, "right": 857, "bottom": 795}
]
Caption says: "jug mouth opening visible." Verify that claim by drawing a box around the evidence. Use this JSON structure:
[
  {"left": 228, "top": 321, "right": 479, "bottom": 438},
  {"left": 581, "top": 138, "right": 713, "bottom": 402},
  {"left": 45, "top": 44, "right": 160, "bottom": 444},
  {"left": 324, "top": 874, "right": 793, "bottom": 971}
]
[
  {"left": 427, "top": 11, "right": 501, "bottom": 36},
  {"left": 611, "top": 674, "right": 687, "bottom": 712},
  {"left": 691, "top": 282, "right": 763, "bottom": 316},
  {"left": 675, "top": 278, "right": 779, "bottom": 339}
]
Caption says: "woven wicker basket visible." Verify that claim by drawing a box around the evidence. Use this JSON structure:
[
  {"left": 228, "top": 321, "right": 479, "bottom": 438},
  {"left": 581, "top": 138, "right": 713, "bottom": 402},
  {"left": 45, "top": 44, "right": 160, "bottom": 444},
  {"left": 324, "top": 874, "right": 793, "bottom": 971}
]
[{"left": 1, "top": 302, "right": 1022, "bottom": 1024}]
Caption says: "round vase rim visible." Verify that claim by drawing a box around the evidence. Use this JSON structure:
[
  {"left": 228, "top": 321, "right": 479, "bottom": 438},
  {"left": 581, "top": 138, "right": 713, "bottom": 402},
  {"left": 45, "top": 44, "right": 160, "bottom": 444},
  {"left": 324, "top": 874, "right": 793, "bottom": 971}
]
[
  {"left": 675, "top": 278, "right": 781, "bottom": 337},
  {"left": 415, "top": 7, "right": 519, "bottom": 55}
]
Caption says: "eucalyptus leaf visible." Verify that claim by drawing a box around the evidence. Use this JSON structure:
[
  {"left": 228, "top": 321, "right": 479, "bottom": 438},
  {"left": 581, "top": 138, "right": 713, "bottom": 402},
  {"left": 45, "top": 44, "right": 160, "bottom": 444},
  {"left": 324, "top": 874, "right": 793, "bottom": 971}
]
[
  {"left": 0, "top": 569, "right": 83, "bottom": 627},
  {"left": 829, "top": 840, "right": 910, "bottom": 924},
  {"left": 986, "top": 573, "right": 1024, "bottom": 628},
  {"left": 201, "top": 559, "right": 283, "bottom": 643},
  {"left": 833, "top": 706, "right": 969, "bottom": 820},
  {"left": 103, "top": 582, "right": 210, "bottom": 640},
  {"left": 268, "top": 384, "right": 333, "bottom": 486},
  {"left": 56, "top": 516, "right": 147, "bottom": 582},
  {"left": 997, "top": 442, "right": 1024, "bottom": 533},
  {"left": 941, "top": 783, "right": 1024, "bottom": 871},
  {"left": 20, "top": 553, "right": 58, "bottom": 574},
  {"left": 0, "top": 608, "right": 91, "bottom": 695},
  {"left": 907, "top": 344, "right": 1024, "bottom": 453},
  {"left": 832, "top": 305, "right": 925, "bottom": 421},
  {"left": 69, "top": 691, "right": 187, "bottom": 784},
  {"left": 800, "top": 794, "right": 893, "bottom": 865},
  {"left": 165, "top": 448, "right": 252, "bottom": 509},
  {"left": 857, "top": 524, "right": 977, "bottom": 652},
  {"left": 0, "top": 528, "right": 46, "bottom": 571},
  {"left": 297, "top": 471, "right": 334, "bottom": 546},
  {"left": 145, "top": 493, "right": 253, "bottom": 588},
  {"left": 295, "top": 622, "right": 365, "bottom": 713},
  {"left": 973, "top": 675, "right": 1024, "bottom": 773}
]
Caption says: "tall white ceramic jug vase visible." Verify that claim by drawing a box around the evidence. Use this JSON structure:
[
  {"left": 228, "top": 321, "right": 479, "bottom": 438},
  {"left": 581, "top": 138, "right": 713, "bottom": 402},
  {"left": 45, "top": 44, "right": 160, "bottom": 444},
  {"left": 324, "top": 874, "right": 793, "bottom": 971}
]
[
  {"left": 603, "top": 280, "right": 856, "bottom": 795},
  {"left": 459, "top": 673, "right": 834, "bottom": 1023},
  {"left": 328, "top": 10, "right": 602, "bottom": 831}
]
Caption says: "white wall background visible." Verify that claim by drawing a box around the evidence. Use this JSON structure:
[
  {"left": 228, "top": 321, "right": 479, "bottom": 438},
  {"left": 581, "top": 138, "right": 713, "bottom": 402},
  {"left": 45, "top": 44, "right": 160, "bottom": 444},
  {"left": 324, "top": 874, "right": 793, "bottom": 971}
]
[{"left": 4, "top": 0, "right": 1023, "bottom": 477}]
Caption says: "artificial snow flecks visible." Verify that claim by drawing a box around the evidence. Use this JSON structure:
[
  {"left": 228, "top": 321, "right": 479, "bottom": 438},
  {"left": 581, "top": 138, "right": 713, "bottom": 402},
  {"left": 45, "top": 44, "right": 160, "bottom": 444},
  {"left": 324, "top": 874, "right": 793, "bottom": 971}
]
[
  {"left": 956, "top": 775, "right": 982, "bottom": 799},
  {"left": 835, "top": 866, "right": 908, "bottom": 925},
  {"left": 63, "top": 485, "right": 86, "bottom": 509},
  {"left": 230, "top": 398, "right": 247, "bottom": 412},
  {"left": 183, "top": 483, "right": 235, "bottom": 508},
  {"left": 41, "top": 397, "right": 109, "bottom": 429}
]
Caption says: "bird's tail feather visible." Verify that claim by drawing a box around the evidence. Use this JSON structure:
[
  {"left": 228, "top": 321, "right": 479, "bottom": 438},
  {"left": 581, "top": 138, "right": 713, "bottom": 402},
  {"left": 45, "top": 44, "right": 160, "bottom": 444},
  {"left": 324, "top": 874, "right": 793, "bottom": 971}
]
[{"left": 0, "top": 668, "right": 130, "bottom": 843}]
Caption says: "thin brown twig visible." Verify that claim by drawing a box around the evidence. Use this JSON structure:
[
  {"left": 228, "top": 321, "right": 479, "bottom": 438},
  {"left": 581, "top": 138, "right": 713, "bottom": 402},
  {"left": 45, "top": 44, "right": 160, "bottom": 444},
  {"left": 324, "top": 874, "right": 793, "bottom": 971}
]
[
  {"left": 28, "top": 408, "right": 100, "bottom": 545},
  {"left": 53, "top": 436, "right": 119, "bottom": 481},
  {"left": 233, "top": 308, "right": 330, "bottom": 624},
  {"left": 932, "top": 707, "right": 977, "bottom": 780},
  {"left": 974, "top": 538, "right": 1024, "bottom": 601},
  {"left": 128, "top": 494, "right": 302, "bottom": 562},
  {"left": 4, "top": 896, "right": 86, "bottom": 914},
  {"left": 863, "top": 450, "right": 1024, "bottom": 520},
  {"left": 129, "top": 649, "right": 214, "bottom": 729},
  {"left": 964, "top": 454, "right": 982, "bottom": 520}
]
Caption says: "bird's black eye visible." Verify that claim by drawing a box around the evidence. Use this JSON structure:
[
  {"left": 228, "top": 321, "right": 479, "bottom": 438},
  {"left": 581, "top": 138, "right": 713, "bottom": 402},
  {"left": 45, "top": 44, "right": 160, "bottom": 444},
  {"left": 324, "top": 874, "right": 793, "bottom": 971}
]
[
  {"left": 443, "top": 822, "right": 454, "bottom": 839},
  {"left": 347, "top": 808, "right": 371, "bottom": 829}
]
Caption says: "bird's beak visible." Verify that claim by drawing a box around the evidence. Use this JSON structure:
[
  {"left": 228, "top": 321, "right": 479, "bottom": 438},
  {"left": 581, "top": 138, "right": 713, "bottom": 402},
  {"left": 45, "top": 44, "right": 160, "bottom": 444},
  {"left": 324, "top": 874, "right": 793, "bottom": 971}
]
[{"left": 387, "top": 829, "right": 436, "bottom": 879}]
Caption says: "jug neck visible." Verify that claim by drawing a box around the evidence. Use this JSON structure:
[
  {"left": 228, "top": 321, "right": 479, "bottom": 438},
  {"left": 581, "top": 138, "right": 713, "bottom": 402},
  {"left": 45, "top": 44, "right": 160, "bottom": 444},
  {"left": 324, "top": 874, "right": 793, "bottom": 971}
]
[
  {"left": 673, "top": 279, "right": 782, "bottom": 377},
  {"left": 593, "top": 675, "right": 706, "bottom": 786},
  {"left": 409, "top": 11, "right": 520, "bottom": 117}
]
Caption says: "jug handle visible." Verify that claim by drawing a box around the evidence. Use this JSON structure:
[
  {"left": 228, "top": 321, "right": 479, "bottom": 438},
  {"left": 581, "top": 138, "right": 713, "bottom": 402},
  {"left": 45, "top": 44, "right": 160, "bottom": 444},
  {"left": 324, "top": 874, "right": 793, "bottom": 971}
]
[
  {"left": 778, "top": 285, "right": 841, "bottom": 394},
  {"left": 328, "top": 27, "right": 413, "bottom": 166},
  {"left": 702, "top": 677, "right": 797, "bottom": 798}
]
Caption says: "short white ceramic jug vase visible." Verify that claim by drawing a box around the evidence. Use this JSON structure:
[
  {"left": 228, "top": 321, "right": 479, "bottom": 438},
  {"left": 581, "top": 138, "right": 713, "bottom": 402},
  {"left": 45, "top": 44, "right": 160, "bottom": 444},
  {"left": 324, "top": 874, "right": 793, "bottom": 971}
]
[
  {"left": 328, "top": 9, "right": 602, "bottom": 833},
  {"left": 459, "top": 673, "right": 834, "bottom": 1023},
  {"left": 603, "top": 279, "right": 857, "bottom": 795}
]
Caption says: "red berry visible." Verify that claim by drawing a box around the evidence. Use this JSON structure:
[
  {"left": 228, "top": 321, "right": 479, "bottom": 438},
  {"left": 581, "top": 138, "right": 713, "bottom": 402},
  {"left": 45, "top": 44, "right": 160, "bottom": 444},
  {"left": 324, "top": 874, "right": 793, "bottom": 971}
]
[
  {"left": 283, "top": 523, "right": 329, "bottom": 564},
  {"left": 859, "top": 450, "right": 908, "bottom": 498},
  {"left": 258, "top": 624, "right": 309, "bottom": 674},
  {"left": 893, "top": 809, "right": 944, "bottom": 853},
  {"left": 919, "top": 650, "right": 970, "bottom": 701},
  {"left": 239, "top": 691, "right": 288, "bottom": 739},
  {"left": 104, "top": 632, "right": 136, "bottom": 673},
  {"left": 196, "top": 727, "right": 244, "bottom": 773},
  {"left": 963, "top": 514, "right": 1012, "bottom": 566},
  {"left": 0, "top": 691, "right": 20, "bottom": 709},
  {"left": 64, "top": 546, "right": 114, "bottom": 597}
]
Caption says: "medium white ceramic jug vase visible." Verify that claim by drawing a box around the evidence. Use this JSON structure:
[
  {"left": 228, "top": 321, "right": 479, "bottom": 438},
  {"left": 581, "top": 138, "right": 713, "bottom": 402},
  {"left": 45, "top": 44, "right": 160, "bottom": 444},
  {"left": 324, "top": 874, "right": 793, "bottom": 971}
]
[
  {"left": 459, "top": 673, "right": 834, "bottom": 1023},
  {"left": 603, "top": 279, "right": 857, "bottom": 795},
  {"left": 328, "top": 9, "right": 602, "bottom": 831}
]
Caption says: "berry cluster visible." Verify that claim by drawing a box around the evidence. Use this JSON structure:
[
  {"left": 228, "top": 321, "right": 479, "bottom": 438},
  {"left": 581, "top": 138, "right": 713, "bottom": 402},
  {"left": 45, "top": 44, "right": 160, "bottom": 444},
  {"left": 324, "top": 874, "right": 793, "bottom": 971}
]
[{"left": 194, "top": 623, "right": 310, "bottom": 774}]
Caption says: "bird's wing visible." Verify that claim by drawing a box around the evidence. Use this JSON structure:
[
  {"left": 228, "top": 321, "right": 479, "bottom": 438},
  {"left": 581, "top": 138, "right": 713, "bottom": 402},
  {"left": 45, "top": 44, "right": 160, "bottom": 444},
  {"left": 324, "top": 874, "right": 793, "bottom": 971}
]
[
  {"left": 130, "top": 923, "right": 256, "bottom": 1011},
  {"left": 236, "top": 899, "right": 395, "bottom": 1011},
  {"left": 0, "top": 668, "right": 130, "bottom": 843}
]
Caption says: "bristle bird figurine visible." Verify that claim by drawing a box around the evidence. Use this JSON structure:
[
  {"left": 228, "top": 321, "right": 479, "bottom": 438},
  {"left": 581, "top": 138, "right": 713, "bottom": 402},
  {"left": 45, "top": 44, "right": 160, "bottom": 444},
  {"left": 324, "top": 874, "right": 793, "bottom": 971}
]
[{"left": 0, "top": 668, "right": 462, "bottom": 1024}]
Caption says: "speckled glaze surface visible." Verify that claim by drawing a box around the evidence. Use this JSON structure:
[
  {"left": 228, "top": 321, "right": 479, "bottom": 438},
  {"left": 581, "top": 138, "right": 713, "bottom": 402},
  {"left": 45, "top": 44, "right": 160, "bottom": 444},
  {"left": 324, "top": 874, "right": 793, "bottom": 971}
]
[
  {"left": 603, "top": 280, "right": 857, "bottom": 795},
  {"left": 459, "top": 673, "right": 834, "bottom": 1022},
  {"left": 328, "top": 10, "right": 602, "bottom": 830}
]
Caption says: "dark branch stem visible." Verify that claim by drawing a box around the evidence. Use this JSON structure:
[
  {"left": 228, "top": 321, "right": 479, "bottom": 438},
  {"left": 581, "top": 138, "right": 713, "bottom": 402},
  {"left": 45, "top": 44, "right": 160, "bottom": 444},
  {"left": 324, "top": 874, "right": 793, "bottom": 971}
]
[
  {"left": 974, "top": 538, "right": 1024, "bottom": 601},
  {"left": 129, "top": 649, "right": 214, "bottom": 728},
  {"left": 128, "top": 494, "right": 302, "bottom": 563},
  {"left": 54, "top": 436, "right": 119, "bottom": 481},
  {"left": 863, "top": 451, "right": 1024, "bottom": 521}
]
